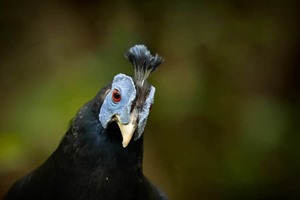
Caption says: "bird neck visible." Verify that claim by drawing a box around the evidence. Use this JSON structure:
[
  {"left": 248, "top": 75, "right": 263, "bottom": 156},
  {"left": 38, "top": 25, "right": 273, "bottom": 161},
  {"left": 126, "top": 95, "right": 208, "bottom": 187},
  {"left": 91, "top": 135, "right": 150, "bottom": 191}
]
[{"left": 59, "top": 121, "right": 144, "bottom": 174}]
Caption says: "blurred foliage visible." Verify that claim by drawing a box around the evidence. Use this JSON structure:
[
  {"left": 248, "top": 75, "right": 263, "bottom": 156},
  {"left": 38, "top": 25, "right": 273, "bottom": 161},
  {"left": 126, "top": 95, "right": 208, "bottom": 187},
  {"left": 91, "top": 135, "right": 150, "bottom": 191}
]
[{"left": 0, "top": 0, "right": 300, "bottom": 199}]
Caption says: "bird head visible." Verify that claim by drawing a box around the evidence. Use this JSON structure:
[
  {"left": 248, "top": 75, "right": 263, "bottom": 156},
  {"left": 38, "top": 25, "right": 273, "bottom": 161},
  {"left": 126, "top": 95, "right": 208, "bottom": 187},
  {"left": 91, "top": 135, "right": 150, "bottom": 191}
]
[{"left": 99, "top": 45, "right": 163, "bottom": 148}]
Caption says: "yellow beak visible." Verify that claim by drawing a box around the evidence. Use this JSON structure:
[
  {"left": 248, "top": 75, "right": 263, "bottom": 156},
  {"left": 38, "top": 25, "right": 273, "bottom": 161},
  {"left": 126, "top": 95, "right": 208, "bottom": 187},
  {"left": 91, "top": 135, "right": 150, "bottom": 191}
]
[{"left": 115, "top": 111, "right": 138, "bottom": 148}]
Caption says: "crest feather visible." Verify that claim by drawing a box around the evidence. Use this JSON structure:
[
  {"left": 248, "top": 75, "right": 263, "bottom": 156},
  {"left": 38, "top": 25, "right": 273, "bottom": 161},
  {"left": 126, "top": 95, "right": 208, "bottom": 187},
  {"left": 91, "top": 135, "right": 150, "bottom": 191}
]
[{"left": 125, "top": 44, "right": 163, "bottom": 85}]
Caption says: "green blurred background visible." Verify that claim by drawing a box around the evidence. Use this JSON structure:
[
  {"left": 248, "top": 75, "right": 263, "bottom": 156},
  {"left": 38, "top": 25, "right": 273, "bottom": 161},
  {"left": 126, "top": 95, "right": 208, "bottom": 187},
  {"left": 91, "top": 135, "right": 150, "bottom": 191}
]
[{"left": 0, "top": 0, "right": 299, "bottom": 199}]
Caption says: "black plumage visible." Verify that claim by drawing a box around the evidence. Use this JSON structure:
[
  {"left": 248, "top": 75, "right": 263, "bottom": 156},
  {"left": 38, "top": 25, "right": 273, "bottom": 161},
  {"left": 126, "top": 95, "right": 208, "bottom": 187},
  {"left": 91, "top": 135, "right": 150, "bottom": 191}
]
[
  {"left": 4, "top": 45, "right": 167, "bottom": 200},
  {"left": 126, "top": 45, "right": 163, "bottom": 84}
]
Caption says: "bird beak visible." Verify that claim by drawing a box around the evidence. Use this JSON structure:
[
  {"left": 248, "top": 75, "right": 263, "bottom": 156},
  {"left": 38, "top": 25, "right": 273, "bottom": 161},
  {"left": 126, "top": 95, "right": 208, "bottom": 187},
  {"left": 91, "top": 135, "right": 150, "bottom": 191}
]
[{"left": 115, "top": 110, "right": 138, "bottom": 148}]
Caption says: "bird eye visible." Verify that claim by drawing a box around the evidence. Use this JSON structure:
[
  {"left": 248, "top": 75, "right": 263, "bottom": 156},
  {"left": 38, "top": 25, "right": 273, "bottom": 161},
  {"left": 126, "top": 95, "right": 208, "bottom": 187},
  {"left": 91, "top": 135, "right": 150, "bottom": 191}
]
[{"left": 112, "top": 89, "right": 121, "bottom": 103}]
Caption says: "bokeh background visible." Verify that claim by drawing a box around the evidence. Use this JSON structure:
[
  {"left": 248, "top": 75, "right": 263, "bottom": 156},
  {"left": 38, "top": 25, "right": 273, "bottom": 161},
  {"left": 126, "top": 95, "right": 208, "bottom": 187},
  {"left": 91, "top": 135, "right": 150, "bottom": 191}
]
[{"left": 0, "top": 0, "right": 299, "bottom": 199}]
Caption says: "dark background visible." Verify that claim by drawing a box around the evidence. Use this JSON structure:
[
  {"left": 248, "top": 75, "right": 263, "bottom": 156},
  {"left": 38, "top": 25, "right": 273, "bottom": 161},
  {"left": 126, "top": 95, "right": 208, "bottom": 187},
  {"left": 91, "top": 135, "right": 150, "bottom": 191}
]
[{"left": 0, "top": 0, "right": 299, "bottom": 199}]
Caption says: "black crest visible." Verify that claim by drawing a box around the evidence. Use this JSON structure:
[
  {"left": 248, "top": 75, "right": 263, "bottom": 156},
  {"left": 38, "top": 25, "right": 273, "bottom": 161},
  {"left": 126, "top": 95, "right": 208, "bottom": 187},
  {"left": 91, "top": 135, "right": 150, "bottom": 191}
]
[{"left": 125, "top": 44, "right": 163, "bottom": 85}]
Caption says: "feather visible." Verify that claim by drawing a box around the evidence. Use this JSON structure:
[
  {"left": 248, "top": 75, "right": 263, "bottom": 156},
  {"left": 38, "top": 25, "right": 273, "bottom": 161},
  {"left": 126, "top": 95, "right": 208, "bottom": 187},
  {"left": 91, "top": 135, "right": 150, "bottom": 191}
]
[{"left": 125, "top": 44, "right": 163, "bottom": 86}]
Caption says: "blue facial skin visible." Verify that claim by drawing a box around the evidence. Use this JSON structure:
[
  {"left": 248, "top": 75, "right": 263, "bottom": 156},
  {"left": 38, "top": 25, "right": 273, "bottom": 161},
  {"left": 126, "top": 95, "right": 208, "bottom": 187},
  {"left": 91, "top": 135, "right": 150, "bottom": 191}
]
[
  {"left": 135, "top": 86, "right": 155, "bottom": 140},
  {"left": 99, "top": 73, "right": 155, "bottom": 141},
  {"left": 99, "top": 74, "right": 136, "bottom": 128}
]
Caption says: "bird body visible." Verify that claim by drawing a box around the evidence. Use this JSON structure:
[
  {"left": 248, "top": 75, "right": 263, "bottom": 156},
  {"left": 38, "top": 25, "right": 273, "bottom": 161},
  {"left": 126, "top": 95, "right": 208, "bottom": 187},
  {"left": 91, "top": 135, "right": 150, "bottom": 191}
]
[{"left": 4, "top": 45, "right": 167, "bottom": 200}]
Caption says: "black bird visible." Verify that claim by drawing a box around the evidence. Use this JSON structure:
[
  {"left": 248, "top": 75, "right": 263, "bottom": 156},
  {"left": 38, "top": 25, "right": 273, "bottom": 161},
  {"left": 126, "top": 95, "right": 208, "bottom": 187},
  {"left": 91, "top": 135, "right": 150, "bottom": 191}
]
[{"left": 4, "top": 45, "right": 167, "bottom": 200}]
